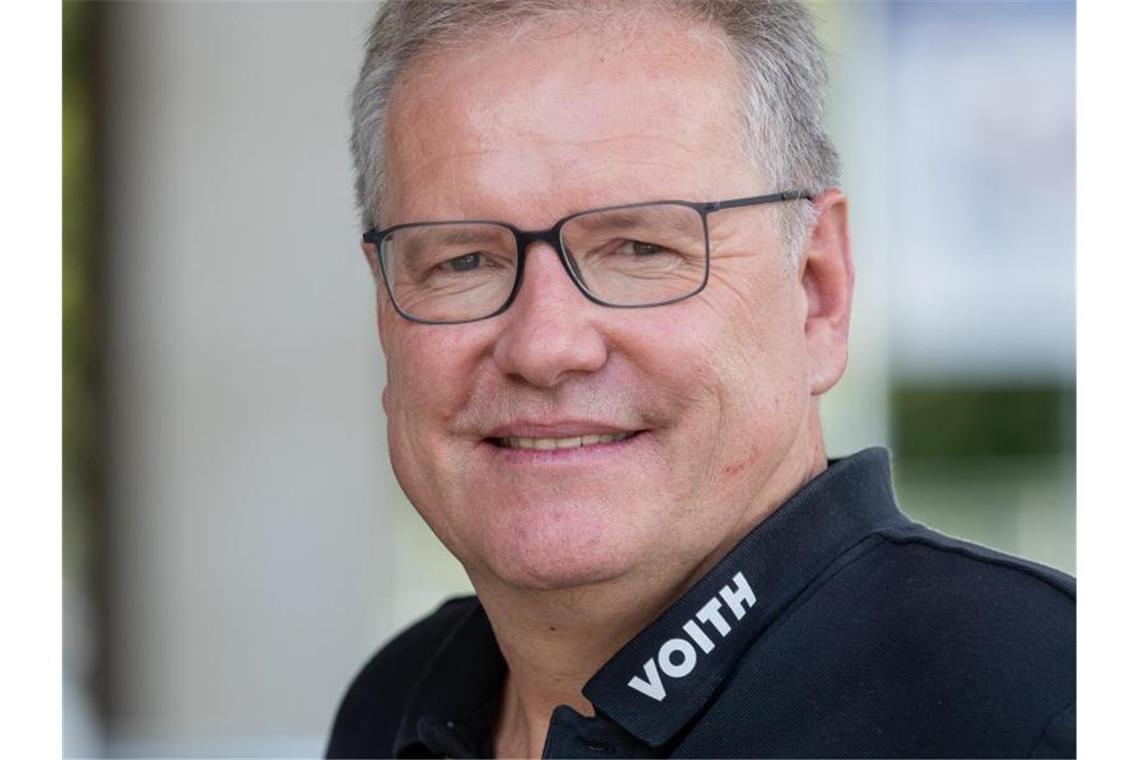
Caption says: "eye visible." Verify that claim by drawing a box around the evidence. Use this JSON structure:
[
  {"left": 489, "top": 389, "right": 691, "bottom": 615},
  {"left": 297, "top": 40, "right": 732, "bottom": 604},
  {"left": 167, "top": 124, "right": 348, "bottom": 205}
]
[
  {"left": 442, "top": 252, "right": 483, "bottom": 272},
  {"left": 630, "top": 241, "right": 667, "bottom": 256}
]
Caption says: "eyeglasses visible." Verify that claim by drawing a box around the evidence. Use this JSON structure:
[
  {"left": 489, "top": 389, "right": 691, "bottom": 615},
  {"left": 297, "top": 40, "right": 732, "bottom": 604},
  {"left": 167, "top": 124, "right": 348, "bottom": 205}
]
[{"left": 362, "top": 190, "right": 813, "bottom": 324}]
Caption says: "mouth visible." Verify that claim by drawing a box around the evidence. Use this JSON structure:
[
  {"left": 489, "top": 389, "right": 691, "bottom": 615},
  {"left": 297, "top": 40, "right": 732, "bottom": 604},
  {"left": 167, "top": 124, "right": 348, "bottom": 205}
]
[{"left": 489, "top": 431, "right": 641, "bottom": 450}]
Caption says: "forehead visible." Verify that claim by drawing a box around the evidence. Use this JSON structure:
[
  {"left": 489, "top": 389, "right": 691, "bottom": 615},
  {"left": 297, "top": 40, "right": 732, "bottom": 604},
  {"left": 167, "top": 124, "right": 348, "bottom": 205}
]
[{"left": 382, "top": 9, "right": 755, "bottom": 226}]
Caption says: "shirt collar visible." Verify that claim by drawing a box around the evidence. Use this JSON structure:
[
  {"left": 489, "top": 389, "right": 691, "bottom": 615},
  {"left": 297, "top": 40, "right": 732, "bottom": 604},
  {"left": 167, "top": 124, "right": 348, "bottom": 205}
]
[
  {"left": 393, "top": 602, "right": 506, "bottom": 757},
  {"left": 393, "top": 447, "right": 905, "bottom": 755},
  {"left": 583, "top": 447, "right": 906, "bottom": 746}
]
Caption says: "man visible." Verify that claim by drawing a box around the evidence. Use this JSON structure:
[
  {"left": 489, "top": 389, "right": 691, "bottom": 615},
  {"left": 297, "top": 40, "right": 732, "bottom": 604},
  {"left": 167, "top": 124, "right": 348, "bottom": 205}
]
[{"left": 328, "top": 1, "right": 1075, "bottom": 757}]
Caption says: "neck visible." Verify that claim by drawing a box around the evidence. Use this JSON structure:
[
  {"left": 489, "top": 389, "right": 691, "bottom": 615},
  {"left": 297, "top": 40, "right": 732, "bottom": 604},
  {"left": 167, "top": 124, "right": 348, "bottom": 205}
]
[
  {"left": 479, "top": 409, "right": 828, "bottom": 758},
  {"left": 480, "top": 575, "right": 685, "bottom": 758}
]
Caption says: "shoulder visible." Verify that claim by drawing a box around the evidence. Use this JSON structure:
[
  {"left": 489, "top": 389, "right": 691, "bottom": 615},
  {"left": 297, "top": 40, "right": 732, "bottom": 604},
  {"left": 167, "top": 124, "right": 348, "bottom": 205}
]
[
  {"left": 713, "top": 525, "right": 1075, "bottom": 757},
  {"left": 326, "top": 596, "right": 480, "bottom": 759},
  {"left": 829, "top": 525, "right": 1076, "bottom": 755},
  {"left": 868, "top": 521, "right": 1075, "bottom": 633},
  {"left": 859, "top": 524, "right": 1075, "bottom": 697}
]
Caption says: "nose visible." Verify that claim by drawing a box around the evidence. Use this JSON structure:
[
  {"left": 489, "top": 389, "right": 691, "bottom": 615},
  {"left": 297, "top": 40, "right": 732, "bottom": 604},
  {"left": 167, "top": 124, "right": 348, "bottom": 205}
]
[{"left": 492, "top": 242, "right": 608, "bottom": 388}]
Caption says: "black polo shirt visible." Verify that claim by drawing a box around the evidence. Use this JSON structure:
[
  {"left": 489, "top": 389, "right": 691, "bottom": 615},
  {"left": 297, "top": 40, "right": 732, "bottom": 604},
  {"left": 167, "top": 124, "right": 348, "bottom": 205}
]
[{"left": 327, "top": 448, "right": 1075, "bottom": 758}]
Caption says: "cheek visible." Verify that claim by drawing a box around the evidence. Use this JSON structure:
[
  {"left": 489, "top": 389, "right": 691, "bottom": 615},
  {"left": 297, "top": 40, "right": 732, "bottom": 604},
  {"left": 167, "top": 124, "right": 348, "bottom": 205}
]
[
  {"left": 383, "top": 324, "right": 483, "bottom": 415},
  {"left": 381, "top": 330, "right": 485, "bottom": 555},
  {"left": 381, "top": 325, "right": 488, "bottom": 498},
  {"left": 664, "top": 285, "right": 809, "bottom": 467},
  {"left": 717, "top": 306, "right": 809, "bottom": 427}
]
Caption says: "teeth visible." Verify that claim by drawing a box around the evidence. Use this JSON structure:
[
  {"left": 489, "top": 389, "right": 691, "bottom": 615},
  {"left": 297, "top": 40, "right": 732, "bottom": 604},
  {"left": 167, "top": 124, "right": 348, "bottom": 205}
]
[{"left": 501, "top": 432, "right": 635, "bottom": 450}]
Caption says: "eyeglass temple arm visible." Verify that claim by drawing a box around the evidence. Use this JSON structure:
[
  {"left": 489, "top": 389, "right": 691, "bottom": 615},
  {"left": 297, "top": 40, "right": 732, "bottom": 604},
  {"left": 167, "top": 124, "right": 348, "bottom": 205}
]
[{"left": 705, "top": 190, "right": 814, "bottom": 212}]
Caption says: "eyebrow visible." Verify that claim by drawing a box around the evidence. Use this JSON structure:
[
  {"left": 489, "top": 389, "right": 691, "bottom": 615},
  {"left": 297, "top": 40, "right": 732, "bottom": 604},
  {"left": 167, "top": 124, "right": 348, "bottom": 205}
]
[
  {"left": 399, "top": 225, "right": 511, "bottom": 247},
  {"left": 569, "top": 208, "right": 705, "bottom": 240}
]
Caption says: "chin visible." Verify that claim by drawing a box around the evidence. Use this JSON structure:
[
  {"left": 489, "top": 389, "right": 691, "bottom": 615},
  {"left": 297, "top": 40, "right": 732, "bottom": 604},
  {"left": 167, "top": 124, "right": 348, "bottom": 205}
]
[
  {"left": 474, "top": 515, "right": 640, "bottom": 592},
  {"left": 487, "top": 558, "right": 630, "bottom": 592},
  {"left": 505, "top": 556, "right": 628, "bottom": 591}
]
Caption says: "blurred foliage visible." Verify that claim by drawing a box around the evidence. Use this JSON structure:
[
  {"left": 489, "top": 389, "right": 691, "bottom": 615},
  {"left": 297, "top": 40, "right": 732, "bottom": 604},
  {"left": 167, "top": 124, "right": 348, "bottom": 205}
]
[
  {"left": 891, "top": 385, "right": 1075, "bottom": 458},
  {"left": 64, "top": 0, "right": 97, "bottom": 581},
  {"left": 889, "top": 384, "right": 1076, "bottom": 573},
  {"left": 892, "top": 453, "right": 1075, "bottom": 573}
]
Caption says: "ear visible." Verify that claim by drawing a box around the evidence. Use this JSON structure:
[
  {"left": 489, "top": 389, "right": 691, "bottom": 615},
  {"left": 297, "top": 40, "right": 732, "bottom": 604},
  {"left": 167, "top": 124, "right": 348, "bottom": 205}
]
[
  {"left": 363, "top": 241, "right": 394, "bottom": 415},
  {"left": 362, "top": 240, "right": 382, "bottom": 281},
  {"left": 798, "top": 189, "right": 853, "bottom": 396},
  {"left": 362, "top": 241, "right": 390, "bottom": 354}
]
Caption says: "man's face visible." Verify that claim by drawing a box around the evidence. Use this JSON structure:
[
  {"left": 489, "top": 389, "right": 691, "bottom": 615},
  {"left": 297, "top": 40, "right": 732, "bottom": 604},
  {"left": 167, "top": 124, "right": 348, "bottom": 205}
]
[{"left": 375, "top": 12, "right": 838, "bottom": 591}]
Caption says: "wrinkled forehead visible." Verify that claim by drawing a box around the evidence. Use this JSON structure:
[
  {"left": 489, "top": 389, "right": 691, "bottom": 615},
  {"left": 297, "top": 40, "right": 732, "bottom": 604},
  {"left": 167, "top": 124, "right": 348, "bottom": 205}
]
[{"left": 380, "top": 7, "right": 755, "bottom": 225}]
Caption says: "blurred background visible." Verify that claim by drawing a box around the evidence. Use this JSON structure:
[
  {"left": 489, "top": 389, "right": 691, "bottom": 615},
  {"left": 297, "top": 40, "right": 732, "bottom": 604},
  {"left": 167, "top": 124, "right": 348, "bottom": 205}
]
[{"left": 63, "top": 1, "right": 1074, "bottom": 757}]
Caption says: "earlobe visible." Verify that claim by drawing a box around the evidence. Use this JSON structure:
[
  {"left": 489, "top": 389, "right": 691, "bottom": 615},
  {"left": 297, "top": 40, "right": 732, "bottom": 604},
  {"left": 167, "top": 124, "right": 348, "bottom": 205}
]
[{"left": 799, "top": 189, "right": 854, "bottom": 396}]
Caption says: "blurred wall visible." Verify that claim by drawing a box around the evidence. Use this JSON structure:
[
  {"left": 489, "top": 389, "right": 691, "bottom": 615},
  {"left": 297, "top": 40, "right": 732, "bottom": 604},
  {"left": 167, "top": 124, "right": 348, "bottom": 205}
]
[
  {"left": 65, "top": 1, "right": 1073, "bottom": 756},
  {"left": 96, "top": 3, "right": 470, "bottom": 755}
]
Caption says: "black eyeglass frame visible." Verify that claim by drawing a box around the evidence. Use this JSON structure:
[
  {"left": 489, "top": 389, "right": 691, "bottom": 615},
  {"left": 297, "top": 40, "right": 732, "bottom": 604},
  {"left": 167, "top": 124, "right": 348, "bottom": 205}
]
[{"left": 362, "top": 189, "right": 814, "bottom": 325}]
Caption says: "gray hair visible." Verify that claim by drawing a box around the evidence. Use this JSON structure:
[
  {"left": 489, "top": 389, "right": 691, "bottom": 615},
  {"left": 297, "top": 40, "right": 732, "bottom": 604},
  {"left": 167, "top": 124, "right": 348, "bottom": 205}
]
[{"left": 350, "top": 0, "right": 839, "bottom": 262}]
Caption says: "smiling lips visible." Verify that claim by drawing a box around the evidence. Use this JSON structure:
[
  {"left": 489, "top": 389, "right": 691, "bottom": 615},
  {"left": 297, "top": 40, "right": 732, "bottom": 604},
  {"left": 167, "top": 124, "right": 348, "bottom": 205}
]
[{"left": 493, "top": 431, "right": 638, "bottom": 450}]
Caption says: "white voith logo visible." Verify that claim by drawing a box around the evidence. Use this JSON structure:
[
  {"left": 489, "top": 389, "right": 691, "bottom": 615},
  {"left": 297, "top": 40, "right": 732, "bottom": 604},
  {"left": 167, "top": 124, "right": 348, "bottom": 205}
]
[{"left": 627, "top": 571, "right": 757, "bottom": 702}]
